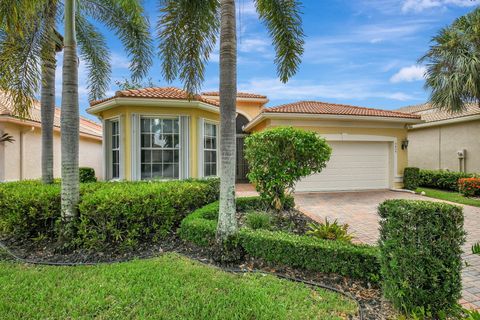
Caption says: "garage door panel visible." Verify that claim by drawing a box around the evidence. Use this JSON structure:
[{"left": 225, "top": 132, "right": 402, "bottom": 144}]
[{"left": 296, "top": 141, "right": 389, "bottom": 192}]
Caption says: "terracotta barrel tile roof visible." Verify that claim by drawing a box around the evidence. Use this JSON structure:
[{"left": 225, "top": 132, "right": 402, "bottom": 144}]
[
  {"left": 396, "top": 102, "right": 480, "bottom": 123},
  {"left": 201, "top": 91, "right": 267, "bottom": 99},
  {"left": 90, "top": 87, "right": 219, "bottom": 107},
  {"left": 0, "top": 91, "right": 102, "bottom": 137},
  {"left": 264, "top": 100, "right": 421, "bottom": 119}
]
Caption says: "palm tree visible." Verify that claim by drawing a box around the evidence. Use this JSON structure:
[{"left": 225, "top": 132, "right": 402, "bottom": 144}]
[
  {"left": 157, "top": 0, "right": 305, "bottom": 243},
  {"left": 421, "top": 7, "right": 480, "bottom": 112},
  {"left": 1, "top": 0, "right": 153, "bottom": 228}
]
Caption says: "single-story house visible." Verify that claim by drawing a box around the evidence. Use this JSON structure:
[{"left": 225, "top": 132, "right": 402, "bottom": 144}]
[
  {"left": 397, "top": 103, "right": 480, "bottom": 173},
  {"left": 87, "top": 87, "right": 422, "bottom": 191},
  {"left": 0, "top": 91, "right": 103, "bottom": 181}
]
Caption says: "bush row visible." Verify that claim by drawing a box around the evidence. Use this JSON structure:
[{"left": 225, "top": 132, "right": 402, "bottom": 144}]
[
  {"left": 0, "top": 178, "right": 220, "bottom": 250},
  {"left": 379, "top": 199, "right": 465, "bottom": 316},
  {"left": 418, "top": 169, "right": 474, "bottom": 191},
  {"left": 178, "top": 197, "right": 380, "bottom": 281}
]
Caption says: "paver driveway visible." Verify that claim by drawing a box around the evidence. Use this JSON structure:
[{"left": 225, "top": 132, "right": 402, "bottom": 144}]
[{"left": 295, "top": 190, "right": 480, "bottom": 310}]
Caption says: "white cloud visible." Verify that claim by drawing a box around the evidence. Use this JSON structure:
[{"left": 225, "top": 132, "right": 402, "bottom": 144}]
[
  {"left": 390, "top": 65, "right": 426, "bottom": 83},
  {"left": 401, "top": 0, "right": 479, "bottom": 13},
  {"left": 239, "top": 37, "right": 271, "bottom": 53},
  {"left": 239, "top": 78, "right": 416, "bottom": 102}
]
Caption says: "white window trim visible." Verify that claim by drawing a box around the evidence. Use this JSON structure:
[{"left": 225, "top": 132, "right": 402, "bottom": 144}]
[
  {"left": 104, "top": 116, "right": 123, "bottom": 180},
  {"left": 199, "top": 118, "right": 219, "bottom": 178},
  {"left": 135, "top": 115, "right": 186, "bottom": 181}
]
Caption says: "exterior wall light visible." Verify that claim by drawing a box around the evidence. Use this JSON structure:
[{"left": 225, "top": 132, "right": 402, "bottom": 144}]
[{"left": 401, "top": 139, "right": 409, "bottom": 150}]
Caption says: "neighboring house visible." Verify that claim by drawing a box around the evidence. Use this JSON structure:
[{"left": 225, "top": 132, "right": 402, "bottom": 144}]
[
  {"left": 397, "top": 103, "right": 480, "bottom": 173},
  {"left": 0, "top": 91, "right": 103, "bottom": 181},
  {"left": 87, "top": 87, "right": 421, "bottom": 191}
]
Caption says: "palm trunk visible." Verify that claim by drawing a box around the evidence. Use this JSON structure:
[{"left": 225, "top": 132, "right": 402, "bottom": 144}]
[
  {"left": 216, "top": 0, "right": 238, "bottom": 241},
  {"left": 60, "top": 0, "right": 79, "bottom": 225},
  {"left": 41, "top": 45, "right": 56, "bottom": 184}
]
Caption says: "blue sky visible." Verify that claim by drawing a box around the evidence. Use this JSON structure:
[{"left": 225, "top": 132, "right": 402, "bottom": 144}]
[{"left": 56, "top": 0, "right": 480, "bottom": 120}]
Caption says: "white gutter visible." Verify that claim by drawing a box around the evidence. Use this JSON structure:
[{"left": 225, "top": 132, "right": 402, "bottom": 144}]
[
  {"left": 408, "top": 114, "right": 480, "bottom": 129},
  {"left": 244, "top": 112, "right": 423, "bottom": 131},
  {"left": 87, "top": 98, "right": 220, "bottom": 115}
]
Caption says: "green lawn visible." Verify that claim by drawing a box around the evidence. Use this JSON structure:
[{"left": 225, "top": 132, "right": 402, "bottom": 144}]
[
  {"left": 0, "top": 253, "right": 357, "bottom": 320},
  {"left": 417, "top": 187, "right": 480, "bottom": 208}
]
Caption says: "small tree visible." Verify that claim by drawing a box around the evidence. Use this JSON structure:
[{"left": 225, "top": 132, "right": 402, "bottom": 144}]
[{"left": 245, "top": 127, "right": 332, "bottom": 211}]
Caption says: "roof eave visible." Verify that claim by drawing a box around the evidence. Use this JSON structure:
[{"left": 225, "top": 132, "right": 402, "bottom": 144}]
[
  {"left": 244, "top": 112, "right": 423, "bottom": 132},
  {"left": 409, "top": 114, "right": 480, "bottom": 129},
  {"left": 87, "top": 97, "right": 219, "bottom": 116}
]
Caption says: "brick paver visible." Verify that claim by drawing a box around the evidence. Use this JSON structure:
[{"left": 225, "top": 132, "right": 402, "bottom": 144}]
[{"left": 294, "top": 190, "right": 480, "bottom": 310}]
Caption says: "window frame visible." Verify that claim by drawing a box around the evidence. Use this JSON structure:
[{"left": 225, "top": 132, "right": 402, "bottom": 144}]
[
  {"left": 203, "top": 120, "right": 219, "bottom": 177},
  {"left": 139, "top": 115, "right": 181, "bottom": 181}
]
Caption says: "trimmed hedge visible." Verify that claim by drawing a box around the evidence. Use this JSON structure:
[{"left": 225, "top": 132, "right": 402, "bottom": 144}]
[
  {"left": 419, "top": 169, "right": 473, "bottom": 191},
  {"left": 0, "top": 178, "right": 220, "bottom": 250},
  {"left": 79, "top": 167, "right": 97, "bottom": 183},
  {"left": 403, "top": 167, "right": 420, "bottom": 190},
  {"left": 178, "top": 197, "right": 380, "bottom": 281},
  {"left": 378, "top": 199, "right": 465, "bottom": 316}
]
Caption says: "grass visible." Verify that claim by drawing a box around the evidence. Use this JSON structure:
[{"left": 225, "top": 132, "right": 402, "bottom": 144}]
[
  {"left": 0, "top": 253, "right": 357, "bottom": 320},
  {"left": 417, "top": 187, "right": 480, "bottom": 208}
]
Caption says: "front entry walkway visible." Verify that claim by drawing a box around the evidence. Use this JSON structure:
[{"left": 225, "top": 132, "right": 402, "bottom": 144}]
[{"left": 295, "top": 190, "right": 480, "bottom": 310}]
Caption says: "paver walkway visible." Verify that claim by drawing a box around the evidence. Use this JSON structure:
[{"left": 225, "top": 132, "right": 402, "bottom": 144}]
[{"left": 294, "top": 190, "right": 480, "bottom": 310}]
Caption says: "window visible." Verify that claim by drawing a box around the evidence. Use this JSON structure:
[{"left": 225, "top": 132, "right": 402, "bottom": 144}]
[
  {"left": 111, "top": 120, "right": 120, "bottom": 179},
  {"left": 204, "top": 122, "right": 217, "bottom": 177},
  {"left": 141, "top": 117, "right": 180, "bottom": 180}
]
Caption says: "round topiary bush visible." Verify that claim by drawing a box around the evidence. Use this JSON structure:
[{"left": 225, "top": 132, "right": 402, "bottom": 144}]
[{"left": 244, "top": 127, "right": 331, "bottom": 210}]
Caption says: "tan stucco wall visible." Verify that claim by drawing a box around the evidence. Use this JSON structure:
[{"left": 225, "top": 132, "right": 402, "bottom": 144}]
[
  {"left": 99, "top": 105, "right": 220, "bottom": 180},
  {"left": 249, "top": 118, "right": 409, "bottom": 189},
  {"left": 0, "top": 121, "right": 102, "bottom": 181},
  {"left": 408, "top": 119, "right": 480, "bottom": 173}
]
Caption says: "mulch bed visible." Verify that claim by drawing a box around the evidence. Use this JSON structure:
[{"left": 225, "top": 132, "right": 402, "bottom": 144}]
[{"left": 1, "top": 232, "right": 397, "bottom": 320}]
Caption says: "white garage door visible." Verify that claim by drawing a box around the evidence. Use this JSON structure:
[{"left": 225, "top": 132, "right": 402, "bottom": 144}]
[{"left": 296, "top": 141, "right": 390, "bottom": 192}]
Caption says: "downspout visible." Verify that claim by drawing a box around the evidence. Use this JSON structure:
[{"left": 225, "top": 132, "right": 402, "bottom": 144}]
[{"left": 19, "top": 127, "right": 35, "bottom": 180}]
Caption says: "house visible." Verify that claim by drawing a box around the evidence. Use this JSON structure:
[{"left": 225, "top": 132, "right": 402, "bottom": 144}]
[
  {"left": 0, "top": 91, "right": 103, "bottom": 181},
  {"left": 397, "top": 103, "right": 480, "bottom": 173},
  {"left": 87, "top": 87, "right": 422, "bottom": 191}
]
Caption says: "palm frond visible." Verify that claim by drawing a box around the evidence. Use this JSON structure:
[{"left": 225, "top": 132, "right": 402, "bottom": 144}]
[
  {"left": 0, "top": 1, "right": 57, "bottom": 118},
  {"left": 0, "top": 0, "right": 45, "bottom": 36},
  {"left": 255, "top": 0, "right": 304, "bottom": 83},
  {"left": 75, "top": 13, "right": 111, "bottom": 101},
  {"left": 79, "top": 0, "right": 153, "bottom": 81},
  {"left": 420, "top": 7, "right": 480, "bottom": 112},
  {"left": 157, "top": 0, "right": 220, "bottom": 94}
]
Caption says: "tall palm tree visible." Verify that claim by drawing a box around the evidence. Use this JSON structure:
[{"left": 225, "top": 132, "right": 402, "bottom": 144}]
[
  {"left": 158, "top": 0, "right": 305, "bottom": 243},
  {"left": 0, "top": 0, "right": 153, "bottom": 227},
  {"left": 421, "top": 7, "right": 480, "bottom": 112}
]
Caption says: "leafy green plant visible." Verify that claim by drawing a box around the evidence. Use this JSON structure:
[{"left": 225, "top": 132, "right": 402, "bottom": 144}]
[
  {"left": 378, "top": 199, "right": 465, "bottom": 317},
  {"left": 245, "top": 212, "right": 272, "bottom": 230},
  {"left": 306, "top": 218, "right": 353, "bottom": 243},
  {"left": 419, "top": 169, "right": 474, "bottom": 191},
  {"left": 179, "top": 198, "right": 380, "bottom": 281},
  {"left": 465, "top": 309, "right": 480, "bottom": 320},
  {"left": 403, "top": 167, "right": 420, "bottom": 191},
  {"left": 79, "top": 167, "right": 97, "bottom": 183},
  {"left": 472, "top": 242, "right": 480, "bottom": 255},
  {"left": 245, "top": 127, "right": 331, "bottom": 211}
]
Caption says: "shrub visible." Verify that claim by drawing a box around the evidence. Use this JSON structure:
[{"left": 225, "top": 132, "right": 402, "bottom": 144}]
[
  {"left": 179, "top": 198, "right": 380, "bottom": 281},
  {"left": 0, "top": 178, "right": 220, "bottom": 250},
  {"left": 245, "top": 127, "right": 331, "bottom": 211},
  {"left": 378, "top": 199, "right": 465, "bottom": 316},
  {"left": 79, "top": 167, "right": 97, "bottom": 183},
  {"left": 77, "top": 179, "right": 219, "bottom": 249},
  {"left": 403, "top": 167, "right": 420, "bottom": 190},
  {"left": 245, "top": 212, "right": 272, "bottom": 230},
  {"left": 306, "top": 218, "right": 353, "bottom": 243},
  {"left": 419, "top": 169, "right": 473, "bottom": 191},
  {"left": 0, "top": 181, "right": 60, "bottom": 239},
  {"left": 458, "top": 178, "right": 480, "bottom": 197}
]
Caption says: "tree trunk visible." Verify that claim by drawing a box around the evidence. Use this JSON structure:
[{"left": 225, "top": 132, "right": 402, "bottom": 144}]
[
  {"left": 41, "top": 45, "right": 56, "bottom": 184},
  {"left": 60, "top": 0, "right": 79, "bottom": 226},
  {"left": 216, "top": 0, "right": 238, "bottom": 241}
]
